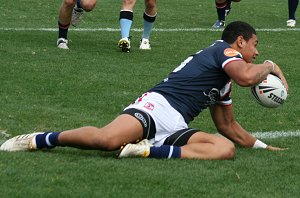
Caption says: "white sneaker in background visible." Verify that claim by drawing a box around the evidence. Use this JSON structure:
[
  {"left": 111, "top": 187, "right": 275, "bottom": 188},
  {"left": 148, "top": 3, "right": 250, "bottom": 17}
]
[
  {"left": 71, "top": 5, "right": 84, "bottom": 27},
  {"left": 287, "top": 19, "right": 296, "bottom": 28},
  {"left": 57, "top": 38, "right": 69, "bottom": 49},
  {"left": 139, "top": 38, "right": 151, "bottom": 50}
]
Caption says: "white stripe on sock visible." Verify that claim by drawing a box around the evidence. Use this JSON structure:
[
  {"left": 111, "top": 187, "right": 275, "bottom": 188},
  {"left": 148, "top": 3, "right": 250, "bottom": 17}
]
[
  {"left": 168, "top": 146, "right": 174, "bottom": 159},
  {"left": 45, "top": 133, "right": 53, "bottom": 147}
]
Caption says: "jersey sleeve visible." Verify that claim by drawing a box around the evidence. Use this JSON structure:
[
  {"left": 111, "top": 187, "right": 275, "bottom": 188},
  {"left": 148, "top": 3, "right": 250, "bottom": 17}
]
[{"left": 220, "top": 48, "right": 243, "bottom": 69}]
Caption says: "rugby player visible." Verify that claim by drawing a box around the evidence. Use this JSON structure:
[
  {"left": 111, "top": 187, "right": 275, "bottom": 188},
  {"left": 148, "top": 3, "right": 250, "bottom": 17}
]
[
  {"left": 287, "top": 0, "right": 298, "bottom": 27},
  {"left": 57, "top": 0, "right": 97, "bottom": 49},
  {"left": 1, "top": 21, "right": 289, "bottom": 160},
  {"left": 118, "top": 0, "right": 157, "bottom": 52},
  {"left": 212, "top": 0, "right": 241, "bottom": 28}
]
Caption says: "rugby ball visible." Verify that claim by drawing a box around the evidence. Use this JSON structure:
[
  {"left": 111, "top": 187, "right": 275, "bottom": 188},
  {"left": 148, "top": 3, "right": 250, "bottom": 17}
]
[{"left": 251, "top": 74, "right": 287, "bottom": 108}]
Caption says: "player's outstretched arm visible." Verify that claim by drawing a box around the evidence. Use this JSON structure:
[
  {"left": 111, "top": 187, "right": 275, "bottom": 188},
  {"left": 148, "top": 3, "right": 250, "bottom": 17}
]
[{"left": 209, "top": 104, "right": 286, "bottom": 150}]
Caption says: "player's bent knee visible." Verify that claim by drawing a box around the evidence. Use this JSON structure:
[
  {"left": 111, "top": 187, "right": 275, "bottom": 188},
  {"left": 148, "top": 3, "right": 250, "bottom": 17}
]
[
  {"left": 219, "top": 140, "right": 235, "bottom": 160},
  {"left": 82, "top": 0, "right": 96, "bottom": 11},
  {"left": 64, "top": 0, "right": 77, "bottom": 7}
]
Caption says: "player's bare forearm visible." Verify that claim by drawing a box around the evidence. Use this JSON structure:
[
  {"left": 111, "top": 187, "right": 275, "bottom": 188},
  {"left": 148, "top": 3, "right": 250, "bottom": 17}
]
[{"left": 210, "top": 105, "right": 256, "bottom": 147}]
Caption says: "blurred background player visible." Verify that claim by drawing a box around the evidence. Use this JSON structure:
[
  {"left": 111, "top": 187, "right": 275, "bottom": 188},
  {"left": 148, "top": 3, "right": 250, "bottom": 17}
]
[
  {"left": 118, "top": 0, "right": 157, "bottom": 52},
  {"left": 57, "top": 0, "right": 97, "bottom": 49},
  {"left": 212, "top": 0, "right": 240, "bottom": 29},
  {"left": 287, "top": 0, "right": 299, "bottom": 27}
]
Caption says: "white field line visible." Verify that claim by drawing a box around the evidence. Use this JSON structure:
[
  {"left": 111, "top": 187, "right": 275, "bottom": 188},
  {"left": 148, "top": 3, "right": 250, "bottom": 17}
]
[
  {"left": 1, "top": 27, "right": 300, "bottom": 32},
  {"left": 252, "top": 130, "right": 300, "bottom": 139}
]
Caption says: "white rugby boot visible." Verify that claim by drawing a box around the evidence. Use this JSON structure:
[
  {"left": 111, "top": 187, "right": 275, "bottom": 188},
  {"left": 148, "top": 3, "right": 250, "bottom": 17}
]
[
  {"left": 286, "top": 19, "right": 296, "bottom": 28},
  {"left": 119, "top": 139, "right": 152, "bottom": 158},
  {"left": 57, "top": 38, "right": 69, "bottom": 49},
  {"left": 118, "top": 37, "right": 131, "bottom": 52},
  {"left": 136, "top": 139, "right": 153, "bottom": 146},
  {"left": 139, "top": 38, "right": 151, "bottom": 50},
  {"left": 0, "top": 132, "right": 43, "bottom": 152},
  {"left": 71, "top": 5, "right": 84, "bottom": 27}
]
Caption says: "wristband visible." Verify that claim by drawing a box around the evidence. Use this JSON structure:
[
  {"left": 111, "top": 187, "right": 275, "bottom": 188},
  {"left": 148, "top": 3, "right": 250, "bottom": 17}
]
[
  {"left": 264, "top": 60, "right": 275, "bottom": 72},
  {"left": 253, "top": 139, "right": 268, "bottom": 149}
]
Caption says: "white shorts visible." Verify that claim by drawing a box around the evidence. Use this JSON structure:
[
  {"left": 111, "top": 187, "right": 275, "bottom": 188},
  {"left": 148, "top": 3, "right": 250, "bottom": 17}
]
[{"left": 124, "top": 92, "right": 188, "bottom": 146}]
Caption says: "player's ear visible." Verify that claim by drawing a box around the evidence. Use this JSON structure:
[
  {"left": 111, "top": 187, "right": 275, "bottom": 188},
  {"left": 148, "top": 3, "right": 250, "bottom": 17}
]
[{"left": 236, "top": 36, "right": 245, "bottom": 48}]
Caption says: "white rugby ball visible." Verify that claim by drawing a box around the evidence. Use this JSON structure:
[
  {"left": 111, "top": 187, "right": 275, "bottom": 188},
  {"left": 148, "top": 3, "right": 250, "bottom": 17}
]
[{"left": 251, "top": 74, "right": 287, "bottom": 108}]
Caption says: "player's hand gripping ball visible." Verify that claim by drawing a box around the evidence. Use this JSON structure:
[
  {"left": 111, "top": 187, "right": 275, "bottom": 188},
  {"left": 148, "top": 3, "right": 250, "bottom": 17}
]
[{"left": 251, "top": 74, "right": 287, "bottom": 108}]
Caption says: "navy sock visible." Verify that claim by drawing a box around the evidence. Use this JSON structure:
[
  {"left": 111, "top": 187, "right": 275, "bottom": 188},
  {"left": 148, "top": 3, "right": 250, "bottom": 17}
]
[
  {"left": 225, "top": 0, "right": 232, "bottom": 16},
  {"left": 288, "top": 0, "right": 299, "bottom": 20},
  {"left": 149, "top": 145, "right": 181, "bottom": 159},
  {"left": 35, "top": 132, "right": 60, "bottom": 149},
  {"left": 215, "top": 1, "right": 227, "bottom": 21},
  {"left": 58, "top": 22, "right": 70, "bottom": 39}
]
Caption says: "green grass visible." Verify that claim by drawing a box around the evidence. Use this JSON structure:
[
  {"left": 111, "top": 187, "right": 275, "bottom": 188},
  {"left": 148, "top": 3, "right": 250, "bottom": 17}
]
[{"left": 0, "top": 0, "right": 300, "bottom": 197}]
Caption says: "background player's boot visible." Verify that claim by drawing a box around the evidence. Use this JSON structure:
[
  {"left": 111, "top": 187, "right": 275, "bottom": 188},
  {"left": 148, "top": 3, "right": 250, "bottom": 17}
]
[
  {"left": 287, "top": 19, "right": 296, "bottom": 27},
  {"left": 118, "top": 37, "right": 131, "bottom": 52},
  {"left": 212, "top": 20, "right": 225, "bottom": 28},
  {"left": 71, "top": 5, "right": 84, "bottom": 27},
  {"left": 139, "top": 38, "right": 151, "bottom": 50},
  {"left": 57, "top": 38, "right": 69, "bottom": 49}
]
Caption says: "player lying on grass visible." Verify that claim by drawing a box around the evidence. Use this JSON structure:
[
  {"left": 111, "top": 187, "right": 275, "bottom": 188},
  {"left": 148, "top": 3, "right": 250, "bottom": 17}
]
[{"left": 0, "top": 21, "right": 288, "bottom": 160}]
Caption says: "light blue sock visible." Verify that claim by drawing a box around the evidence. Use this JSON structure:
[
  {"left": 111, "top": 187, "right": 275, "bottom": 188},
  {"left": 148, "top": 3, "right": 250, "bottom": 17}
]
[
  {"left": 142, "top": 20, "right": 154, "bottom": 40},
  {"left": 120, "top": 19, "right": 132, "bottom": 38}
]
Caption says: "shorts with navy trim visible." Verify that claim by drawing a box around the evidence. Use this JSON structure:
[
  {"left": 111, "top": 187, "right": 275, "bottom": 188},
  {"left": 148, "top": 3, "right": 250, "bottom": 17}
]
[
  {"left": 121, "top": 108, "right": 156, "bottom": 140},
  {"left": 163, "top": 128, "right": 199, "bottom": 146}
]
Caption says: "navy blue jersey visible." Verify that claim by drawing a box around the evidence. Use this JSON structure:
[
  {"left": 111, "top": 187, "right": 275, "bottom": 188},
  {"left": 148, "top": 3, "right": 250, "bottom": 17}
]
[{"left": 149, "top": 40, "right": 243, "bottom": 124}]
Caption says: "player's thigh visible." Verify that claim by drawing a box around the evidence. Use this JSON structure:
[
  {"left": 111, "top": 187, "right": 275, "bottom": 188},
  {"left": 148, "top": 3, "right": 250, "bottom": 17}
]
[
  {"left": 187, "top": 132, "right": 234, "bottom": 148},
  {"left": 101, "top": 114, "right": 144, "bottom": 145}
]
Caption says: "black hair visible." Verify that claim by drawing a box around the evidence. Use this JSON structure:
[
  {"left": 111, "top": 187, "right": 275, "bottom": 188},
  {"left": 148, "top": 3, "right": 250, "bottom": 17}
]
[{"left": 221, "top": 21, "right": 257, "bottom": 44}]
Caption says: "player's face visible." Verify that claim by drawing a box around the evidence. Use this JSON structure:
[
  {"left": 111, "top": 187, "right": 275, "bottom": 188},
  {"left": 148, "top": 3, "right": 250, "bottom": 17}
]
[{"left": 240, "top": 34, "right": 259, "bottom": 63}]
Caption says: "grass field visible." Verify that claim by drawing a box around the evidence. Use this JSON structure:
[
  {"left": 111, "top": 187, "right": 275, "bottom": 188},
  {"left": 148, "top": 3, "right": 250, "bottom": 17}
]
[{"left": 0, "top": 0, "right": 300, "bottom": 197}]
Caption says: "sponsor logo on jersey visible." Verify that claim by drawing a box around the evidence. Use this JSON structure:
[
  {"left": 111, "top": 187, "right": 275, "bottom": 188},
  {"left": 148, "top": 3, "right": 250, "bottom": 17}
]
[{"left": 224, "top": 48, "right": 240, "bottom": 57}]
